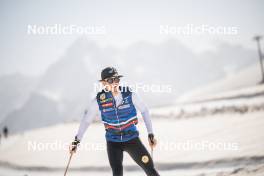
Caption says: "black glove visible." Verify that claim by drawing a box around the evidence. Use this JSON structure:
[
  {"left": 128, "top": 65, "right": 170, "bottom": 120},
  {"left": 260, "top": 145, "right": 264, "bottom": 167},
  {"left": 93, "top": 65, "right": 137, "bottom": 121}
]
[
  {"left": 148, "top": 133, "right": 155, "bottom": 145},
  {"left": 71, "top": 136, "right": 80, "bottom": 152}
]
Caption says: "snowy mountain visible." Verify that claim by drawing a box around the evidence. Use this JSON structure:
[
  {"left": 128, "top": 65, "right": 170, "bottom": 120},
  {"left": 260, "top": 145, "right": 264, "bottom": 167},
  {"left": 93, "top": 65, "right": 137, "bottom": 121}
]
[
  {"left": 0, "top": 73, "right": 38, "bottom": 123},
  {"left": 119, "top": 39, "right": 210, "bottom": 105},
  {"left": 198, "top": 42, "right": 257, "bottom": 76},
  {"left": 0, "top": 37, "right": 259, "bottom": 134},
  {"left": 177, "top": 63, "right": 261, "bottom": 103},
  {"left": 0, "top": 92, "right": 62, "bottom": 133}
]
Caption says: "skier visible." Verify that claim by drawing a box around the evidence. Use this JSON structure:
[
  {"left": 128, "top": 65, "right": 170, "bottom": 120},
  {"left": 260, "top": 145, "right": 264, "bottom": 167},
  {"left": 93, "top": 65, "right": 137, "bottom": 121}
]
[
  {"left": 69, "top": 67, "right": 160, "bottom": 176},
  {"left": 3, "top": 126, "right": 8, "bottom": 138}
]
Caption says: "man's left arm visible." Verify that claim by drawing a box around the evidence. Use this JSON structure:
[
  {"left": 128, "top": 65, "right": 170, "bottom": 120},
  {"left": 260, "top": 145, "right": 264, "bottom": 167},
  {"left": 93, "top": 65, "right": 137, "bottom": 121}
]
[{"left": 132, "top": 92, "right": 157, "bottom": 147}]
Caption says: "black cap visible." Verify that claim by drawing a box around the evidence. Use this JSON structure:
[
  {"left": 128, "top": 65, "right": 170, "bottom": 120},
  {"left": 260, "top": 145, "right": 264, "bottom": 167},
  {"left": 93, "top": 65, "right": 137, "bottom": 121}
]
[{"left": 100, "top": 67, "right": 123, "bottom": 80}]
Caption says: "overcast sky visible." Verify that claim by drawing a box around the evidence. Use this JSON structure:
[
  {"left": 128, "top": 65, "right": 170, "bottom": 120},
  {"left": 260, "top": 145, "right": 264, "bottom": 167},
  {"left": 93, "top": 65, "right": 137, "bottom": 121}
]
[{"left": 0, "top": 0, "right": 263, "bottom": 76}]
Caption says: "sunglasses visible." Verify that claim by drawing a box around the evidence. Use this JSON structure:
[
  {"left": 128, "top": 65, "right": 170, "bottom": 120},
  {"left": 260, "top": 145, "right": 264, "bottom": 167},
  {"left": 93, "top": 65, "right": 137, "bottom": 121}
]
[{"left": 105, "top": 77, "right": 120, "bottom": 84}]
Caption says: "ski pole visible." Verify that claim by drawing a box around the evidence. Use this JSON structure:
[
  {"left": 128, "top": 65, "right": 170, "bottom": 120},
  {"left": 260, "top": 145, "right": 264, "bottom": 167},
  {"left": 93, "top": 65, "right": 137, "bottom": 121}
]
[
  {"left": 64, "top": 152, "right": 73, "bottom": 176},
  {"left": 151, "top": 146, "right": 154, "bottom": 160}
]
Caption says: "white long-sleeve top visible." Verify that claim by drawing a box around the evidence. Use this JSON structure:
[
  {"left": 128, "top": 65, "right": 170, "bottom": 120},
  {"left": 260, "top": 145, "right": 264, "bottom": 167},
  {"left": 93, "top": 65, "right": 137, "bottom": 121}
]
[{"left": 76, "top": 92, "right": 153, "bottom": 141}]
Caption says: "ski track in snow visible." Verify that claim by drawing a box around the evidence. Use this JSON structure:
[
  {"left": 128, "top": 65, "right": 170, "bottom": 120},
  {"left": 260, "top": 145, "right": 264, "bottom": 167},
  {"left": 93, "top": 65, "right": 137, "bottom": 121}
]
[{"left": 1, "top": 155, "right": 264, "bottom": 172}]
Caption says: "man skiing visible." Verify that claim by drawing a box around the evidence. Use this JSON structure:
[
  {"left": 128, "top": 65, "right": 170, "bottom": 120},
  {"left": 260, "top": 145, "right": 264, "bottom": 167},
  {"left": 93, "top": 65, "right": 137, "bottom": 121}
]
[{"left": 69, "top": 67, "right": 160, "bottom": 176}]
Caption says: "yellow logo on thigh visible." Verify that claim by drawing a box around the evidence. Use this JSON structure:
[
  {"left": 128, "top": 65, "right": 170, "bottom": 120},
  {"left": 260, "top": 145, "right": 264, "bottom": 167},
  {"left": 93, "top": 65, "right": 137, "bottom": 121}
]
[{"left": 141, "top": 155, "right": 149, "bottom": 164}]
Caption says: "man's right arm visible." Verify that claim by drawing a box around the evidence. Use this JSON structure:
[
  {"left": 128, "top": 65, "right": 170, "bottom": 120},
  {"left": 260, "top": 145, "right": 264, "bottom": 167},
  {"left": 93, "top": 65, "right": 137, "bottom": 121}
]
[{"left": 75, "top": 97, "right": 99, "bottom": 141}]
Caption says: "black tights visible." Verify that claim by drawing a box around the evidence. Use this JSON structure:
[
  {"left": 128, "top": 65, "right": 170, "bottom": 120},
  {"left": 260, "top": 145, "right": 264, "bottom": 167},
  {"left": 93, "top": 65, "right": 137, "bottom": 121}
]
[{"left": 107, "top": 137, "right": 160, "bottom": 176}]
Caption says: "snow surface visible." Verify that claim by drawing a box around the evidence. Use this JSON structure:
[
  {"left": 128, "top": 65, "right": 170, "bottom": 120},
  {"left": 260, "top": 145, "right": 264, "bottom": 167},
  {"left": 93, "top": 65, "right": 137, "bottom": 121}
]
[{"left": 0, "top": 111, "right": 264, "bottom": 175}]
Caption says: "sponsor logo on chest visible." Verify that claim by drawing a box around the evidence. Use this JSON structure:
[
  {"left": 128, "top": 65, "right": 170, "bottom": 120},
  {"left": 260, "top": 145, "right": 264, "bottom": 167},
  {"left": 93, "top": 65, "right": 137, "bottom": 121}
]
[
  {"left": 123, "top": 97, "right": 130, "bottom": 104},
  {"left": 100, "top": 98, "right": 113, "bottom": 103},
  {"left": 102, "top": 102, "right": 113, "bottom": 107},
  {"left": 103, "top": 107, "right": 115, "bottom": 112},
  {"left": 118, "top": 104, "right": 130, "bottom": 109}
]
